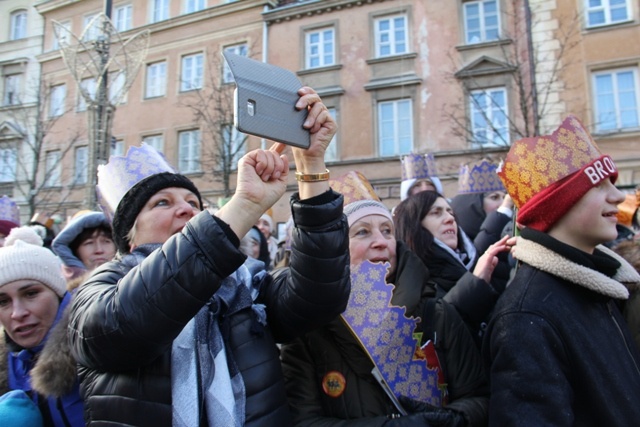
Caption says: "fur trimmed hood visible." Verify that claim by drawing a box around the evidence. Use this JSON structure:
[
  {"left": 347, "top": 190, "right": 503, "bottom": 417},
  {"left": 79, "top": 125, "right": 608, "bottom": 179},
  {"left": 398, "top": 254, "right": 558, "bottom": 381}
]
[{"left": 514, "top": 237, "right": 640, "bottom": 299}]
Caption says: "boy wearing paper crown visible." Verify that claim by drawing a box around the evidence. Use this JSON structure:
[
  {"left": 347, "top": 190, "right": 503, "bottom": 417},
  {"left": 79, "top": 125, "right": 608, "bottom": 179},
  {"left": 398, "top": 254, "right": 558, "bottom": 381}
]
[
  {"left": 281, "top": 171, "right": 488, "bottom": 426},
  {"left": 67, "top": 87, "right": 351, "bottom": 426},
  {"left": 483, "top": 115, "right": 640, "bottom": 425}
]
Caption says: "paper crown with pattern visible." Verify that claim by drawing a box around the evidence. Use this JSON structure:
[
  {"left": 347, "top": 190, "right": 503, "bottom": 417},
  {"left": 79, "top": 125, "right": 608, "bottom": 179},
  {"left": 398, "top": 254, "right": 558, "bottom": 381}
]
[
  {"left": 329, "top": 171, "right": 380, "bottom": 205},
  {"left": 97, "top": 143, "right": 178, "bottom": 220},
  {"left": 617, "top": 194, "right": 637, "bottom": 228},
  {"left": 401, "top": 153, "right": 438, "bottom": 181},
  {"left": 0, "top": 196, "right": 20, "bottom": 235},
  {"left": 498, "top": 115, "right": 612, "bottom": 209},
  {"left": 457, "top": 159, "right": 505, "bottom": 194}
]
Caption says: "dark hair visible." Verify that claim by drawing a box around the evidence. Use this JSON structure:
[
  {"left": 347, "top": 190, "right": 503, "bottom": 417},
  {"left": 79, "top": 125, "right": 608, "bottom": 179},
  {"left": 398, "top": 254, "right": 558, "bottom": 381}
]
[
  {"left": 394, "top": 191, "right": 464, "bottom": 266},
  {"left": 69, "top": 225, "right": 113, "bottom": 258}
]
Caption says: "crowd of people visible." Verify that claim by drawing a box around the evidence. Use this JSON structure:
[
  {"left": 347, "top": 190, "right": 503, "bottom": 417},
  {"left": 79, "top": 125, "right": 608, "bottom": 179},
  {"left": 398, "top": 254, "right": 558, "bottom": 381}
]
[{"left": 1, "top": 87, "right": 639, "bottom": 427}]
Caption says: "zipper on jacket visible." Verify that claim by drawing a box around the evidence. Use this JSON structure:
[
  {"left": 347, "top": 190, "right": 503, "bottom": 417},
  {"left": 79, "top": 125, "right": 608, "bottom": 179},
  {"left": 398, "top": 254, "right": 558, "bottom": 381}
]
[{"left": 608, "top": 301, "right": 640, "bottom": 376}]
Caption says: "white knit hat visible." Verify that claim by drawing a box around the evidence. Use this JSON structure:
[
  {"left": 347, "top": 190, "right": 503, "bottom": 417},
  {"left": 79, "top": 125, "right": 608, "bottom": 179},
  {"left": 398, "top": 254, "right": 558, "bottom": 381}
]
[{"left": 0, "top": 227, "right": 66, "bottom": 297}]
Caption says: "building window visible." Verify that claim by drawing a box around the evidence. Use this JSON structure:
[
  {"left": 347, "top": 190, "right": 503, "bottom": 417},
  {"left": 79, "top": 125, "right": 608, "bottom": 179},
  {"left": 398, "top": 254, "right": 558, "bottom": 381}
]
[
  {"left": 586, "top": 0, "right": 630, "bottom": 28},
  {"left": 3, "top": 74, "right": 22, "bottom": 106},
  {"left": 184, "top": 0, "right": 206, "bottom": 14},
  {"left": 222, "top": 44, "right": 247, "bottom": 83},
  {"left": 305, "top": 27, "right": 335, "bottom": 69},
  {"left": 45, "top": 150, "right": 61, "bottom": 187},
  {"left": 109, "top": 72, "right": 127, "bottom": 105},
  {"left": 151, "top": 0, "right": 170, "bottom": 23},
  {"left": 593, "top": 68, "right": 639, "bottom": 132},
  {"left": 142, "top": 135, "right": 164, "bottom": 153},
  {"left": 52, "top": 20, "right": 71, "bottom": 50},
  {"left": 469, "top": 87, "right": 509, "bottom": 146},
  {"left": 325, "top": 107, "right": 338, "bottom": 161},
  {"left": 222, "top": 125, "right": 245, "bottom": 169},
  {"left": 181, "top": 53, "right": 204, "bottom": 91},
  {"left": 145, "top": 61, "right": 166, "bottom": 98},
  {"left": 0, "top": 146, "right": 16, "bottom": 183},
  {"left": 82, "top": 14, "right": 100, "bottom": 42},
  {"left": 10, "top": 10, "right": 27, "bottom": 40},
  {"left": 464, "top": 0, "right": 500, "bottom": 44},
  {"left": 114, "top": 4, "right": 133, "bottom": 32},
  {"left": 73, "top": 146, "right": 88, "bottom": 184},
  {"left": 49, "top": 84, "right": 66, "bottom": 117},
  {"left": 78, "top": 77, "right": 96, "bottom": 112},
  {"left": 378, "top": 99, "right": 413, "bottom": 156},
  {"left": 179, "top": 130, "right": 201, "bottom": 173},
  {"left": 374, "top": 14, "right": 408, "bottom": 58},
  {"left": 111, "top": 139, "right": 124, "bottom": 157}
]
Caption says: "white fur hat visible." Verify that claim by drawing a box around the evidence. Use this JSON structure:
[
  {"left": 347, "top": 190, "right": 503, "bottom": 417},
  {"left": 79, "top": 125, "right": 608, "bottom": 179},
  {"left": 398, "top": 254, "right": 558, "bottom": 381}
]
[{"left": 0, "top": 227, "right": 66, "bottom": 297}]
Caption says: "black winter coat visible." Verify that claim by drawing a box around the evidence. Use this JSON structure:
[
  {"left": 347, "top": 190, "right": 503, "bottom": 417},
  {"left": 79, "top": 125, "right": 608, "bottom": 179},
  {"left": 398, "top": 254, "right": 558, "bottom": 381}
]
[
  {"left": 483, "top": 237, "right": 640, "bottom": 426},
  {"left": 281, "top": 242, "right": 489, "bottom": 426},
  {"left": 68, "top": 191, "right": 350, "bottom": 426}
]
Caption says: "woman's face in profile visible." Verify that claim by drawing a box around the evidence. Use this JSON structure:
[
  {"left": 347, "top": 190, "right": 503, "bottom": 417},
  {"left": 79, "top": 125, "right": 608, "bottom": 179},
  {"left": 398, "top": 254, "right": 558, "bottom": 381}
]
[
  {"left": 349, "top": 214, "right": 397, "bottom": 277},
  {"left": 421, "top": 197, "right": 458, "bottom": 250},
  {"left": 483, "top": 191, "right": 506, "bottom": 214}
]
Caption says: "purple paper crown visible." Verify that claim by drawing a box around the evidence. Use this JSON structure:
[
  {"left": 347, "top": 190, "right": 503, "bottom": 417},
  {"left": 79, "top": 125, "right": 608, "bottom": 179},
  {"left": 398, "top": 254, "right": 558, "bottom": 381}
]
[
  {"left": 97, "top": 143, "right": 178, "bottom": 220},
  {"left": 0, "top": 196, "right": 20, "bottom": 226},
  {"left": 457, "top": 159, "right": 505, "bottom": 194},
  {"left": 401, "top": 153, "right": 438, "bottom": 181}
]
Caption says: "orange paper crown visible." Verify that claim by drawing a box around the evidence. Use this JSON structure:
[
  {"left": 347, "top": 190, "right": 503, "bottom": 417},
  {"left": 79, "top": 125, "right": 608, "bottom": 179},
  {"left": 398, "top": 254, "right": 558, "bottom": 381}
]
[
  {"left": 457, "top": 159, "right": 505, "bottom": 194},
  {"left": 617, "top": 194, "right": 638, "bottom": 228},
  {"left": 498, "top": 115, "right": 604, "bottom": 209},
  {"left": 329, "top": 171, "right": 380, "bottom": 206}
]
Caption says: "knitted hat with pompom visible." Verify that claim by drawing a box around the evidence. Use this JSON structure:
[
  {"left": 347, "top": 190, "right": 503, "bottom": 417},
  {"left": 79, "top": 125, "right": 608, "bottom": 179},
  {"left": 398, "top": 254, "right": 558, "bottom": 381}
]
[{"left": 0, "top": 226, "right": 66, "bottom": 297}]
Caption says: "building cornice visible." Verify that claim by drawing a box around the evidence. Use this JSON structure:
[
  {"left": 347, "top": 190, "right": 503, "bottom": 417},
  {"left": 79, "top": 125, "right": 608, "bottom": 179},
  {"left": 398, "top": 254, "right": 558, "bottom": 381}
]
[{"left": 263, "top": 0, "right": 391, "bottom": 25}]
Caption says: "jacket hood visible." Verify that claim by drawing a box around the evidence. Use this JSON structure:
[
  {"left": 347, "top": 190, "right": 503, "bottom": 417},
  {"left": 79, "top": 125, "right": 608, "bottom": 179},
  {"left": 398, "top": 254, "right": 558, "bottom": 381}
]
[
  {"left": 515, "top": 237, "right": 640, "bottom": 299},
  {"left": 450, "top": 193, "right": 485, "bottom": 240},
  {"left": 52, "top": 212, "right": 111, "bottom": 270}
]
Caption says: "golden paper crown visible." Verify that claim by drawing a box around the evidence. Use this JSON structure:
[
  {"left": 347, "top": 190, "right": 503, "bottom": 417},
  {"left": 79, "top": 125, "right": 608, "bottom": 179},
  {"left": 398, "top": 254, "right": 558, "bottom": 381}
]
[
  {"left": 617, "top": 194, "right": 638, "bottom": 228},
  {"left": 498, "top": 115, "right": 603, "bottom": 209},
  {"left": 457, "top": 159, "right": 505, "bottom": 194},
  {"left": 97, "top": 143, "right": 178, "bottom": 220},
  {"left": 329, "top": 171, "right": 380, "bottom": 206},
  {"left": 30, "top": 212, "right": 54, "bottom": 228},
  {"left": 401, "top": 153, "right": 438, "bottom": 181}
]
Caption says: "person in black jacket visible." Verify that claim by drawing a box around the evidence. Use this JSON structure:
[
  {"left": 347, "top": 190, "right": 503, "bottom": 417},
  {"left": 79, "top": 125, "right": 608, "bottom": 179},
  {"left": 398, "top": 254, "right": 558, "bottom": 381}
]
[
  {"left": 484, "top": 115, "right": 640, "bottom": 426},
  {"left": 67, "top": 87, "right": 351, "bottom": 427},
  {"left": 394, "top": 191, "right": 509, "bottom": 346},
  {"left": 281, "top": 172, "right": 488, "bottom": 426}
]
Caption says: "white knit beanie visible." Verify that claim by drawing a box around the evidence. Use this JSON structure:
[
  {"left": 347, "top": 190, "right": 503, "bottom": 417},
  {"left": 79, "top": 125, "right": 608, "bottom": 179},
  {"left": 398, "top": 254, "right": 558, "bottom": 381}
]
[
  {"left": 0, "top": 226, "right": 66, "bottom": 297},
  {"left": 343, "top": 200, "right": 393, "bottom": 228}
]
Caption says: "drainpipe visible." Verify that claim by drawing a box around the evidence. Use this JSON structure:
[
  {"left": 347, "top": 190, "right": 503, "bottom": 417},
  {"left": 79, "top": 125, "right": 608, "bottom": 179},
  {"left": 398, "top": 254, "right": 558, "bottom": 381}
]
[{"left": 524, "top": 0, "right": 540, "bottom": 136}]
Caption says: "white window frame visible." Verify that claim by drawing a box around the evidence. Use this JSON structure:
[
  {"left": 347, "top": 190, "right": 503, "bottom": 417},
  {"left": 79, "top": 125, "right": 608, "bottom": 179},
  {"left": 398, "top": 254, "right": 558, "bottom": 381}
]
[
  {"left": 3, "top": 74, "right": 22, "bottom": 106},
  {"left": 45, "top": 150, "right": 62, "bottom": 187},
  {"left": 52, "top": 20, "right": 71, "bottom": 50},
  {"left": 77, "top": 77, "right": 96, "bottom": 112},
  {"left": 114, "top": 4, "right": 133, "bottom": 32},
  {"left": 178, "top": 130, "right": 201, "bottom": 173},
  {"left": 469, "top": 87, "right": 509, "bottom": 146},
  {"left": 374, "top": 14, "right": 408, "bottom": 58},
  {"left": 223, "top": 44, "right": 248, "bottom": 83},
  {"left": 184, "top": 0, "right": 206, "bottom": 14},
  {"left": 223, "top": 124, "right": 246, "bottom": 169},
  {"left": 585, "top": 0, "right": 631, "bottom": 28},
  {"left": 377, "top": 99, "right": 413, "bottom": 157},
  {"left": 111, "top": 139, "right": 125, "bottom": 157},
  {"left": 463, "top": 0, "right": 501, "bottom": 44},
  {"left": 109, "top": 71, "right": 127, "bottom": 105},
  {"left": 180, "top": 53, "right": 204, "bottom": 91},
  {"left": 73, "top": 146, "right": 88, "bottom": 185},
  {"left": 49, "top": 84, "right": 66, "bottom": 117},
  {"left": 593, "top": 68, "right": 640, "bottom": 132},
  {"left": 305, "top": 27, "right": 335, "bottom": 69},
  {"left": 150, "top": 0, "right": 170, "bottom": 23},
  {"left": 142, "top": 135, "right": 164, "bottom": 153},
  {"left": 0, "top": 146, "right": 17, "bottom": 183},
  {"left": 82, "top": 14, "right": 100, "bottom": 42},
  {"left": 10, "top": 10, "right": 27, "bottom": 40},
  {"left": 145, "top": 61, "right": 167, "bottom": 98}
]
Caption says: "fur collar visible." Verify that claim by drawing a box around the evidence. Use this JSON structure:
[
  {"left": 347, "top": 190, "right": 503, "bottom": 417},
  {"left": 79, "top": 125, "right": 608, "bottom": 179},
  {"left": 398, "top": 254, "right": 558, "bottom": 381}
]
[{"left": 515, "top": 237, "right": 640, "bottom": 299}]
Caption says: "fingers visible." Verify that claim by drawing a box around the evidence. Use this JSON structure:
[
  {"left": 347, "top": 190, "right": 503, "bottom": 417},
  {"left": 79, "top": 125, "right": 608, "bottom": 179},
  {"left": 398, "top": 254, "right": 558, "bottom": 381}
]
[{"left": 248, "top": 149, "right": 288, "bottom": 182}]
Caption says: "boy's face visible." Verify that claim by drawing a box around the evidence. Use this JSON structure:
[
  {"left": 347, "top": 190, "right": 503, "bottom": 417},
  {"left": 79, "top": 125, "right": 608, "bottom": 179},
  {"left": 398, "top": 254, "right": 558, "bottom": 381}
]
[{"left": 548, "top": 179, "right": 625, "bottom": 253}]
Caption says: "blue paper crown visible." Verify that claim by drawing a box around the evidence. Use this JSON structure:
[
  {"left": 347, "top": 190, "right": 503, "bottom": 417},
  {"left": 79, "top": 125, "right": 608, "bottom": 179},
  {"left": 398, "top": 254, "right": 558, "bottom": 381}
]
[
  {"left": 401, "top": 153, "right": 438, "bottom": 181},
  {"left": 97, "top": 143, "right": 178, "bottom": 220},
  {"left": 0, "top": 196, "right": 20, "bottom": 226},
  {"left": 457, "top": 159, "right": 505, "bottom": 194}
]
